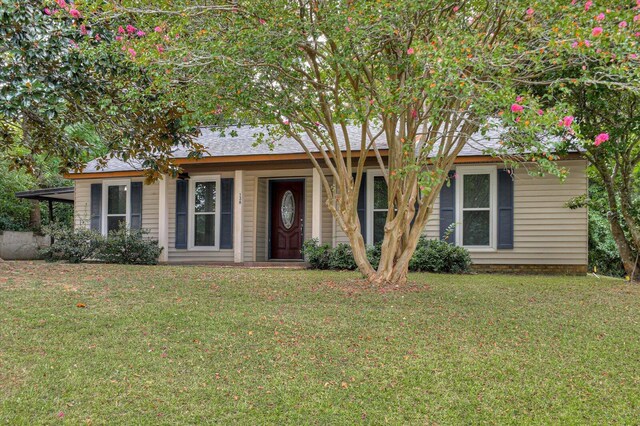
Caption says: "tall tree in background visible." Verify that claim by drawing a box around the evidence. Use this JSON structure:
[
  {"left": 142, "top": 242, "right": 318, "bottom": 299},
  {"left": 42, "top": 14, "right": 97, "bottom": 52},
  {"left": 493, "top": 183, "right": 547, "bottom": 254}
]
[
  {"left": 99, "top": 0, "right": 639, "bottom": 285},
  {"left": 564, "top": 89, "right": 640, "bottom": 280},
  {"left": 0, "top": 0, "right": 203, "bottom": 179}
]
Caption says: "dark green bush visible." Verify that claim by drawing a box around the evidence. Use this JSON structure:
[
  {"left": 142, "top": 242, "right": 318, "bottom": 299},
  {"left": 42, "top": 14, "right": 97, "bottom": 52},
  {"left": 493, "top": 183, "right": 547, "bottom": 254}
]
[
  {"left": 366, "top": 242, "right": 382, "bottom": 270},
  {"left": 328, "top": 243, "right": 358, "bottom": 270},
  {"left": 302, "top": 238, "right": 331, "bottom": 269},
  {"left": 40, "top": 224, "right": 102, "bottom": 263},
  {"left": 302, "top": 236, "right": 472, "bottom": 274},
  {"left": 588, "top": 210, "right": 625, "bottom": 277},
  {"left": 409, "top": 236, "right": 472, "bottom": 273},
  {"left": 97, "top": 224, "right": 162, "bottom": 265}
]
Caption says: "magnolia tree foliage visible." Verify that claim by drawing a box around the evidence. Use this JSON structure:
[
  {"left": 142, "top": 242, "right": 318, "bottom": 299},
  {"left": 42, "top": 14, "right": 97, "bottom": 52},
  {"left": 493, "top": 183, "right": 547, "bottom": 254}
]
[
  {"left": 0, "top": 0, "right": 202, "bottom": 178},
  {"left": 94, "top": 0, "right": 640, "bottom": 285}
]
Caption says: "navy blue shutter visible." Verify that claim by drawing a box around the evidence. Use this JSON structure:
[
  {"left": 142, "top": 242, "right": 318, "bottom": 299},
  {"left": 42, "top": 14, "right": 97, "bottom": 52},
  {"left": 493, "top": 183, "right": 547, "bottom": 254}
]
[
  {"left": 439, "top": 171, "right": 456, "bottom": 243},
  {"left": 130, "top": 182, "right": 143, "bottom": 229},
  {"left": 175, "top": 179, "right": 188, "bottom": 249},
  {"left": 497, "top": 169, "right": 514, "bottom": 249},
  {"left": 90, "top": 184, "right": 102, "bottom": 232},
  {"left": 220, "top": 178, "right": 234, "bottom": 249},
  {"left": 356, "top": 172, "right": 367, "bottom": 239}
]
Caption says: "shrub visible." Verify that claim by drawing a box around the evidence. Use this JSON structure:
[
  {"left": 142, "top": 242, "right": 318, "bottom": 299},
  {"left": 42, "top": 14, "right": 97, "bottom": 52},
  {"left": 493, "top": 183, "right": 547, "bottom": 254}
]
[
  {"left": 588, "top": 210, "right": 625, "bottom": 277},
  {"left": 303, "top": 236, "right": 471, "bottom": 274},
  {"left": 40, "top": 224, "right": 102, "bottom": 263},
  {"left": 366, "top": 242, "right": 382, "bottom": 270},
  {"left": 96, "top": 224, "right": 162, "bottom": 265},
  {"left": 328, "top": 243, "right": 358, "bottom": 270},
  {"left": 302, "top": 238, "right": 331, "bottom": 269},
  {"left": 409, "top": 236, "right": 472, "bottom": 273}
]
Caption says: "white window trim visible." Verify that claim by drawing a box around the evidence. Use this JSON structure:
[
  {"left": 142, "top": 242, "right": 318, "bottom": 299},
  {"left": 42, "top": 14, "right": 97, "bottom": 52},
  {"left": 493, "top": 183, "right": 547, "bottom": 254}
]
[
  {"left": 101, "top": 179, "right": 131, "bottom": 236},
  {"left": 455, "top": 165, "right": 498, "bottom": 251},
  {"left": 366, "top": 170, "right": 385, "bottom": 246},
  {"left": 188, "top": 175, "right": 221, "bottom": 251}
]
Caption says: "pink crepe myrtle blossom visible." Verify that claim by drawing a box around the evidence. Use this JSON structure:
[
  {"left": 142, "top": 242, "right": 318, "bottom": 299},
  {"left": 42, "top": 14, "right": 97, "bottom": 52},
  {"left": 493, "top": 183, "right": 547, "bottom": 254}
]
[
  {"left": 115, "top": 35, "right": 122, "bottom": 41},
  {"left": 154, "top": 26, "right": 163, "bottom": 32},
  {"left": 584, "top": 39, "right": 592, "bottom": 47},
  {"left": 80, "top": 24, "right": 88, "bottom": 35},
  {"left": 592, "top": 26, "right": 603, "bottom": 36},
  {"left": 69, "top": 9, "right": 81, "bottom": 18},
  {"left": 136, "top": 30, "right": 146, "bottom": 37},
  {"left": 345, "top": 26, "right": 350, "bottom": 32},
  {"left": 571, "top": 41, "right": 579, "bottom": 48},
  {"left": 407, "top": 47, "right": 415, "bottom": 55},
  {"left": 44, "top": 8, "right": 51, "bottom": 15},
  {"left": 118, "top": 26, "right": 125, "bottom": 34},
  {"left": 511, "top": 103, "right": 524, "bottom": 113},
  {"left": 515, "top": 116, "right": 521, "bottom": 123},
  {"left": 595, "top": 13, "right": 605, "bottom": 21},
  {"left": 259, "top": 18, "right": 266, "bottom": 25},
  {"left": 537, "top": 109, "right": 544, "bottom": 116},
  {"left": 283, "top": 119, "right": 290, "bottom": 125},
  {"left": 594, "top": 133, "right": 609, "bottom": 146},
  {"left": 630, "top": 53, "right": 639, "bottom": 60},
  {"left": 561, "top": 116, "right": 574, "bottom": 127},
  {"left": 95, "top": 34, "right": 101, "bottom": 41},
  {"left": 585, "top": 1, "right": 593, "bottom": 11},
  {"left": 516, "top": 95, "right": 524, "bottom": 102},
  {"left": 126, "top": 25, "right": 136, "bottom": 34},
  {"left": 634, "top": 15, "right": 640, "bottom": 22},
  {"left": 128, "top": 48, "right": 136, "bottom": 58},
  {"left": 56, "top": 0, "right": 66, "bottom": 8},
  {"left": 619, "top": 21, "right": 628, "bottom": 28},
  {"left": 453, "top": 5, "right": 460, "bottom": 12},
  {"left": 526, "top": 7, "right": 534, "bottom": 15},
  {"left": 156, "top": 44, "right": 164, "bottom": 53}
]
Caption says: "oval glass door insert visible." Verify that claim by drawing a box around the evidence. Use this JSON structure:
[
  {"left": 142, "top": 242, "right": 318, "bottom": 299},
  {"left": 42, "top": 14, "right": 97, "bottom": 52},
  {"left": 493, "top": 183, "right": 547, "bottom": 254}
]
[{"left": 281, "top": 190, "right": 295, "bottom": 229}]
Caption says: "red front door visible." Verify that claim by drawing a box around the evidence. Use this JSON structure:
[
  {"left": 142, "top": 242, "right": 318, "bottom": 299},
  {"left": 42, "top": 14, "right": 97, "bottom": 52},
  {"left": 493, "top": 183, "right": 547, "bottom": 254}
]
[{"left": 270, "top": 180, "right": 304, "bottom": 260}]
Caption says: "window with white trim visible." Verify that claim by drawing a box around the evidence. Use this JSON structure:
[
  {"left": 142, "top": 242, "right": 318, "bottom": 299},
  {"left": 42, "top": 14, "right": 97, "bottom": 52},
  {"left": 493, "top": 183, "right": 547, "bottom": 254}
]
[
  {"left": 102, "top": 180, "right": 130, "bottom": 235},
  {"left": 456, "top": 166, "right": 497, "bottom": 249},
  {"left": 370, "top": 175, "right": 388, "bottom": 245},
  {"left": 189, "top": 176, "right": 221, "bottom": 249},
  {"left": 365, "top": 172, "right": 391, "bottom": 245}
]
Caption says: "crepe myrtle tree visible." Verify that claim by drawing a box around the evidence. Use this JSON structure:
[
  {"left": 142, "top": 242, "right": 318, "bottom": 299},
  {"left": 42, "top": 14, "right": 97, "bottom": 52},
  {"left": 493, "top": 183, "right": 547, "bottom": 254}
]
[
  {"left": 518, "top": 3, "right": 640, "bottom": 281},
  {"left": 95, "top": 0, "right": 638, "bottom": 284},
  {"left": 0, "top": 0, "right": 203, "bottom": 179},
  {"left": 562, "top": 88, "right": 640, "bottom": 281}
]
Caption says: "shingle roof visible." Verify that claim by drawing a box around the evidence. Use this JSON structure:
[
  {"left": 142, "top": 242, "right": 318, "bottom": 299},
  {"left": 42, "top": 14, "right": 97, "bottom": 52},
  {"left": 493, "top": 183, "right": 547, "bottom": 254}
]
[{"left": 79, "top": 125, "right": 536, "bottom": 174}]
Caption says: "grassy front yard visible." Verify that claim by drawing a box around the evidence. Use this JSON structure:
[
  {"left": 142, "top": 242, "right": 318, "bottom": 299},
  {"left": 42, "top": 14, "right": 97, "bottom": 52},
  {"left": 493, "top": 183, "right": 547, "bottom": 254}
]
[{"left": 1, "top": 262, "right": 639, "bottom": 424}]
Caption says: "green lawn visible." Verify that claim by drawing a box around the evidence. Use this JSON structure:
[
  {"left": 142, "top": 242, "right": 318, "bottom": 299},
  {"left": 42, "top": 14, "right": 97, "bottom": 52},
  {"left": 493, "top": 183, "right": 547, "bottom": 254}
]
[{"left": 1, "top": 262, "right": 639, "bottom": 424}]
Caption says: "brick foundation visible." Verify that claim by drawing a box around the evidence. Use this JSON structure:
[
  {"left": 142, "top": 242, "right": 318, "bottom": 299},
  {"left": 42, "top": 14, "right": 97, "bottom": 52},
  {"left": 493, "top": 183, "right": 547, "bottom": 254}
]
[{"left": 471, "top": 264, "right": 588, "bottom": 275}]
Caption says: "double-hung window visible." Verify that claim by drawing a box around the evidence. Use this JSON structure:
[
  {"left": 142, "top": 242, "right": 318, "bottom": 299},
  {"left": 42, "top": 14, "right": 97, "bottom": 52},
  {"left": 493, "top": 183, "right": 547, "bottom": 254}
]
[
  {"left": 102, "top": 180, "right": 130, "bottom": 235},
  {"left": 189, "top": 176, "right": 221, "bottom": 249},
  {"left": 456, "top": 166, "right": 497, "bottom": 249},
  {"left": 367, "top": 172, "right": 389, "bottom": 245}
]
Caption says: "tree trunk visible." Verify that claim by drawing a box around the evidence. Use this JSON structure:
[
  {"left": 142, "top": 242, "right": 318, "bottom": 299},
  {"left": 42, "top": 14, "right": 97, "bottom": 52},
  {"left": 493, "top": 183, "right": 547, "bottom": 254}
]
[
  {"left": 29, "top": 200, "right": 41, "bottom": 231},
  {"left": 600, "top": 171, "right": 639, "bottom": 280}
]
